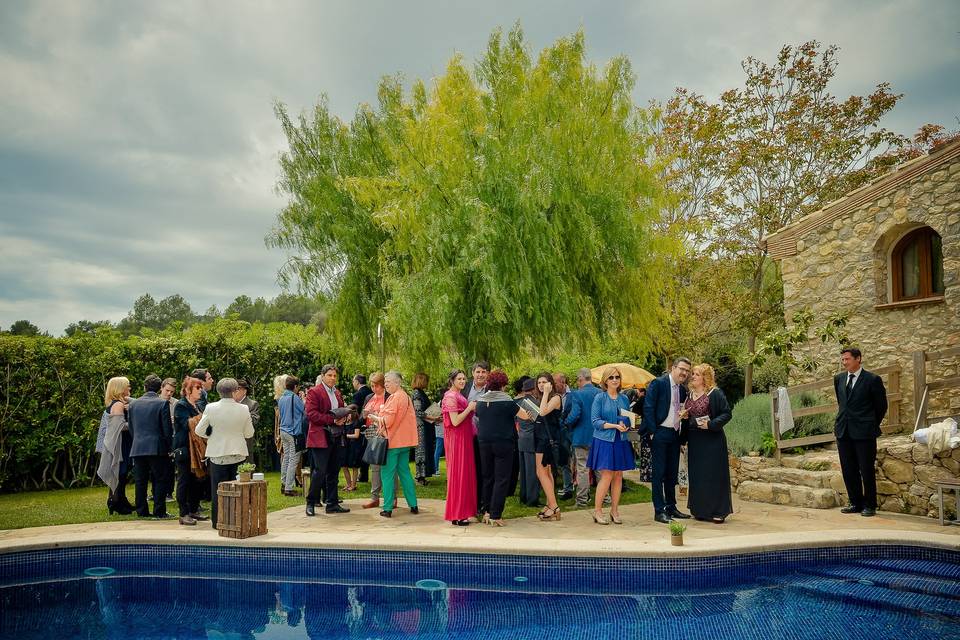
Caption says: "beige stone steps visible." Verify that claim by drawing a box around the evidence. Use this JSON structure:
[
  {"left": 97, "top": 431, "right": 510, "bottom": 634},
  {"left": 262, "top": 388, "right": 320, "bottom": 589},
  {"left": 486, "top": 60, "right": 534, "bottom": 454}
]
[{"left": 737, "top": 481, "right": 839, "bottom": 509}]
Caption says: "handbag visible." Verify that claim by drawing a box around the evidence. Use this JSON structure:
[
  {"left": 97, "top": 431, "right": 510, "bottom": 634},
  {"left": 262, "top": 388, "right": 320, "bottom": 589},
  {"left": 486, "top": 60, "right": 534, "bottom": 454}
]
[{"left": 362, "top": 434, "right": 389, "bottom": 466}]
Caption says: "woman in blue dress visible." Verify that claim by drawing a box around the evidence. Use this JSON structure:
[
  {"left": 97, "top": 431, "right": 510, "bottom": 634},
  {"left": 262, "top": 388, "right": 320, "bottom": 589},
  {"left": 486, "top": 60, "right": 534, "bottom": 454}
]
[{"left": 588, "top": 366, "right": 635, "bottom": 525}]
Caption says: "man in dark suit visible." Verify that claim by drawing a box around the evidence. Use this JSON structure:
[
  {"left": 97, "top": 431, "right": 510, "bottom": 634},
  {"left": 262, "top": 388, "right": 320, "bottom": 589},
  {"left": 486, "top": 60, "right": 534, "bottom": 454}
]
[
  {"left": 643, "top": 357, "right": 692, "bottom": 524},
  {"left": 128, "top": 374, "right": 174, "bottom": 518},
  {"left": 352, "top": 374, "right": 374, "bottom": 483},
  {"left": 834, "top": 347, "right": 887, "bottom": 517}
]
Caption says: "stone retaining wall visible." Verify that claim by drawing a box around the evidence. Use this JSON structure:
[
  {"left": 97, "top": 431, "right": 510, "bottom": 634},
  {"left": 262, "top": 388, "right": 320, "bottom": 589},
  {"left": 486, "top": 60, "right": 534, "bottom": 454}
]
[{"left": 730, "top": 435, "right": 960, "bottom": 518}]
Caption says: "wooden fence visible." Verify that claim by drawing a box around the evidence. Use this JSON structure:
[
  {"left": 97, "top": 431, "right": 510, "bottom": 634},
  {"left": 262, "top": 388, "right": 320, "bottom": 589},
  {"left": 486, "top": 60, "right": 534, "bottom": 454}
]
[
  {"left": 770, "top": 364, "right": 902, "bottom": 461},
  {"left": 913, "top": 346, "right": 960, "bottom": 431}
]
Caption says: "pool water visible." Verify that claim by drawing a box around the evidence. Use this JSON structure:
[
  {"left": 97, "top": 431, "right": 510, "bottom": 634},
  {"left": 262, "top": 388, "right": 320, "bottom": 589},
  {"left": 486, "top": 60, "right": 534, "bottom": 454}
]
[{"left": 1, "top": 545, "right": 958, "bottom": 639}]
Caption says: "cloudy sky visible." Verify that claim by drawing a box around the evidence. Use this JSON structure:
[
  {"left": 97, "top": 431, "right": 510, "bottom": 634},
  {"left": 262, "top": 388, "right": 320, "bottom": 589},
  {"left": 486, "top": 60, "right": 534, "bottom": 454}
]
[{"left": 1, "top": 1, "right": 958, "bottom": 334}]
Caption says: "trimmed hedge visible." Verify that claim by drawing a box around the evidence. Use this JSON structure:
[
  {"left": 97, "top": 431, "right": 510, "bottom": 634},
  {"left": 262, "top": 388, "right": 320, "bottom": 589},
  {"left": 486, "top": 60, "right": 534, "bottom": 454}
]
[{"left": 0, "top": 320, "right": 371, "bottom": 491}]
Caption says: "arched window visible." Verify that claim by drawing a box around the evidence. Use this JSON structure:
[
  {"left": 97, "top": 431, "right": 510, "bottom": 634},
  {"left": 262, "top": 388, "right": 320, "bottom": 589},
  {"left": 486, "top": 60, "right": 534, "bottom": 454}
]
[{"left": 891, "top": 226, "right": 944, "bottom": 301}]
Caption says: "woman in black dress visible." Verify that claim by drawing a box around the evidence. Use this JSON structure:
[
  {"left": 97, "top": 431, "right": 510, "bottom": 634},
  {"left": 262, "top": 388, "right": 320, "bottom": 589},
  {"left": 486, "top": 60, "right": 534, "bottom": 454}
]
[
  {"left": 411, "top": 372, "right": 437, "bottom": 485},
  {"left": 531, "top": 372, "right": 563, "bottom": 521},
  {"left": 684, "top": 363, "right": 733, "bottom": 523}
]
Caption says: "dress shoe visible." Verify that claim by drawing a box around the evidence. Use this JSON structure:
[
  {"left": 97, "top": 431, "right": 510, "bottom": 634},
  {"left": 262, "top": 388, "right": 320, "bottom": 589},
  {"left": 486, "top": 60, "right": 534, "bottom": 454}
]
[
  {"left": 558, "top": 491, "right": 574, "bottom": 501},
  {"left": 410, "top": 506, "right": 420, "bottom": 514},
  {"left": 325, "top": 505, "right": 350, "bottom": 514},
  {"left": 305, "top": 504, "right": 316, "bottom": 517},
  {"left": 379, "top": 510, "right": 392, "bottom": 518},
  {"left": 861, "top": 508, "right": 876, "bottom": 517},
  {"left": 189, "top": 512, "right": 210, "bottom": 521},
  {"left": 667, "top": 507, "right": 691, "bottom": 519},
  {"left": 840, "top": 504, "right": 862, "bottom": 514},
  {"left": 178, "top": 515, "right": 197, "bottom": 526},
  {"left": 362, "top": 499, "right": 380, "bottom": 509},
  {"left": 654, "top": 512, "right": 672, "bottom": 524}
]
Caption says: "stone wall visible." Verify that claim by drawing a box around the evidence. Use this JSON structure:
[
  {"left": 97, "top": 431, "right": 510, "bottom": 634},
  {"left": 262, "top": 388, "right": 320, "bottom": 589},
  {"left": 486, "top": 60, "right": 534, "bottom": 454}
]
[
  {"left": 778, "top": 153, "right": 960, "bottom": 427},
  {"left": 730, "top": 433, "right": 960, "bottom": 519}
]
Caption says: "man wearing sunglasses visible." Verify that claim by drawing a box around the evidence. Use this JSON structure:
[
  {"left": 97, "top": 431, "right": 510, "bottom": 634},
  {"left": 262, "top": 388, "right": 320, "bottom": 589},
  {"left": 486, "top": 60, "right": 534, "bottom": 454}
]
[{"left": 643, "top": 357, "right": 692, "bottom": 524}]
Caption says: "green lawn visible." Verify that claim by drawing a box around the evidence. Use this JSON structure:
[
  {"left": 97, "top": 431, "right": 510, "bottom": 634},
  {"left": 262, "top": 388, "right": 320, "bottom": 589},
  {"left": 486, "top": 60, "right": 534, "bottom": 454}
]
[{"left": 0, "top": 462, "right": 650, "bottom": 530}]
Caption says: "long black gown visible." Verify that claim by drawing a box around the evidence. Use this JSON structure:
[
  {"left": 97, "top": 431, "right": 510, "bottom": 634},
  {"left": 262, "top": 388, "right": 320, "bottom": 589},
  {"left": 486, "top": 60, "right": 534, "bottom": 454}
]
[{"left": 685, "top": 389, "right": 733, "bottom": 520}]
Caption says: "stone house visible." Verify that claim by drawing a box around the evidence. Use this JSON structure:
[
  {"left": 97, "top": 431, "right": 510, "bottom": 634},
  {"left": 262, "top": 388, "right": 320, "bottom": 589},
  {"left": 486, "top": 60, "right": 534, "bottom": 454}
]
[
  {"left": 734, "top": 139, "right": 960, "bottom": 517},
  {"left": 765, "top": 138, "right": 960, "bottom": 426}
]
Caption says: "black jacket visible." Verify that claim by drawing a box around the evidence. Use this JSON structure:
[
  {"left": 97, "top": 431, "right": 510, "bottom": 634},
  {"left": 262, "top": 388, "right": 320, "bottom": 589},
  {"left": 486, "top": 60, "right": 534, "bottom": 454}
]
[
  {"left": 834, "top": 369, "right": 887, "bottom": 440},
  {"left": 173, "top": 397, "right": 200, "bottom": 451}
]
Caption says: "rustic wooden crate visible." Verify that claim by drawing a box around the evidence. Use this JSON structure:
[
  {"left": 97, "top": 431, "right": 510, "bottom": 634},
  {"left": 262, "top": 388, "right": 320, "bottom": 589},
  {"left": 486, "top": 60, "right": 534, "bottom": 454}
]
[{"left": 217, "top": 479, "right": 268, "bottom": 539}]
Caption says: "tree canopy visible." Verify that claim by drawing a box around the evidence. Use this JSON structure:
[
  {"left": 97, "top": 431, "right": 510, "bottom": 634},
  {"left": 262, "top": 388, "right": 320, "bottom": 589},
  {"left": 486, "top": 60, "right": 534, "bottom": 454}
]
[{"left": 269, "top": 27, "right": 669, "bottom": 367}]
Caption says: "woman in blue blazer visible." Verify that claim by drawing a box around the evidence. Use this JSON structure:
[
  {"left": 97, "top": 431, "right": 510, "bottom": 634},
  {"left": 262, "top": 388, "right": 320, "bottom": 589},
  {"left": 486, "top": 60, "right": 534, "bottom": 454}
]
[{"left": 588, "top": 366, "right": 635, "bottom": 525}]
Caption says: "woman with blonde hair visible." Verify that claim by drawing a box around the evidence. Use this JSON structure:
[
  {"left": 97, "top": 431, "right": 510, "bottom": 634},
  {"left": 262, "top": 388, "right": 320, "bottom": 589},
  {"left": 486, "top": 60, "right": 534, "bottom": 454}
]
[
  {"left": 588, "top": 366, "right": 635, "bottom": 524},
  {"left": 684, "top": 363, "right": 733, "bottom": 523},
  {"left": 96, "top": 376, "right": 133, "bottom": 515}
]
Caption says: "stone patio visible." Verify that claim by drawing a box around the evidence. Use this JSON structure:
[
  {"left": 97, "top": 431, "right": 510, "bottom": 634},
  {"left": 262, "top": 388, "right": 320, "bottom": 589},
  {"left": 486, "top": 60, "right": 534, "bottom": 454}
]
[{"left": 2, "top": 494, "right": 958, "bottom": 558}]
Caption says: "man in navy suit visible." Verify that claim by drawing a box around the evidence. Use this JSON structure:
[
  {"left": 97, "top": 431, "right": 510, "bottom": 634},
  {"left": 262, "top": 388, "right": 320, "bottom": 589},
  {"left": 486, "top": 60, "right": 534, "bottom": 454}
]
[
  {"left": 834, "top": 347, "right": 887, "bottom": 518},
  {"left": 643, "top": 357, "right": 692, "bottom": 524},
  {"left": 128, "top": 374, "right": 174, "bottom": 518}
]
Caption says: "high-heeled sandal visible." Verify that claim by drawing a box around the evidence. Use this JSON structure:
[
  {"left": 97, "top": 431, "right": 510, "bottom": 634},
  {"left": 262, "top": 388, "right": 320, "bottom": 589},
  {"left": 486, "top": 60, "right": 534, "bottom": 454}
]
[
  {"left": 489, "top": 518, "right": 506, "bottom": 527},
  {"left": 482, "top": 513, "right": 491, "bottom": 525},
  {"left": 538, "top": 506, "right": 561, "bottom": 521},
  {"left": 610, "top": 513, "right": 623, "bottom": 525},
  {"left": 592, "top": 511, "right": 609, "bottom": 525}
]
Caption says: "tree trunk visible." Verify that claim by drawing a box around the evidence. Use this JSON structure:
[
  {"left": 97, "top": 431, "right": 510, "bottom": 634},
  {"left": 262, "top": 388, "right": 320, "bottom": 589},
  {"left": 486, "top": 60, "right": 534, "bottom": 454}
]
[{"left": 744, "top": 332, "right": 756, "bottom": 397}]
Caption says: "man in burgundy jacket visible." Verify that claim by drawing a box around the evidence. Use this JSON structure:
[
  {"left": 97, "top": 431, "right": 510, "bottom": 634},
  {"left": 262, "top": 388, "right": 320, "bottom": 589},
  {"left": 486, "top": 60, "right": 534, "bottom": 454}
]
[{"left": 304, "top": 364, "right": 351, "bottom": 516}]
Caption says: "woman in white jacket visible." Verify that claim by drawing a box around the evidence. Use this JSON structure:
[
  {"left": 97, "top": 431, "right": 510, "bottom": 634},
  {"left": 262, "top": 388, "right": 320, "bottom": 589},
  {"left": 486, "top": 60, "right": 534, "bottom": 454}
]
[{"left": 196, "top": 378, "right": 254, "bottom": 528}]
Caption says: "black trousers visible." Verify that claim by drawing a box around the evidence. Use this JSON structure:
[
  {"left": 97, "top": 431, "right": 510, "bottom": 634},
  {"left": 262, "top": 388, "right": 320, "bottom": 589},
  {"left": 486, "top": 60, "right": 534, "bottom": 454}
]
[
  {"left": 175, "top": 459, "right": 201, "bottom": 517},
  {"left": 518, "top": 450, "right": 541, "bottom": 506},
  {"left": 473, "top": 435, "right": 484, "bottom": 511},
  {"left": 837, "top": 436, "right": 878, "bottom": 510},
  {"left": 307, "top": 442, "right": 342, "bottom": 508},
  {"left": 650, "top": 427, "right": 681, "bottom": 514},
  {"left": 479, "top": 441, "right": 515, "bottom": 519},
  {"left": 134, "top": 455, "right": 171, "bottom": 517},
  {"left": 209, "top": 461, "right": 240, "bottom": 528}
]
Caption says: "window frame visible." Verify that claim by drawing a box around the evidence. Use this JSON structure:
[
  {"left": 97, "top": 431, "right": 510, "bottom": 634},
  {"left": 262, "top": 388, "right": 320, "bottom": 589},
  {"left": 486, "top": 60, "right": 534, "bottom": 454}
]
[{"left": 891, "top": 226, "right": 944, "bottom": 302}]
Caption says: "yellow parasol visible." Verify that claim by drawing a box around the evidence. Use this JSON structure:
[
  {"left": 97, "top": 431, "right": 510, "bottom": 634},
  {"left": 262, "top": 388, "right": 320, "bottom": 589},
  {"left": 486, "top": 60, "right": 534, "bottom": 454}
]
[{"left": 590, "top": 363, "right": 656, "bottom": 390}]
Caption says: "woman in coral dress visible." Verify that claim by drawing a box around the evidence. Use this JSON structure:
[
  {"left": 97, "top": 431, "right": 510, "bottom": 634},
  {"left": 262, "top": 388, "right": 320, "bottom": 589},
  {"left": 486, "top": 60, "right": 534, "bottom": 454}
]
[{"left": 442, "top": 369, "right": 478, "bottom": 526}]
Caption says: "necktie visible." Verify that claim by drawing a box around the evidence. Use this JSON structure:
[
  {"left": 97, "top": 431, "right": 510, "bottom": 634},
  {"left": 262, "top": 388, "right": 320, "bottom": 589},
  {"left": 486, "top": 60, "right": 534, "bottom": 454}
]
[
  {"left": 671, "top": 384, "right": 680, "bottom": 431},
  {"left": 846, "top": 374, "right": 854, "bottom": 395}
]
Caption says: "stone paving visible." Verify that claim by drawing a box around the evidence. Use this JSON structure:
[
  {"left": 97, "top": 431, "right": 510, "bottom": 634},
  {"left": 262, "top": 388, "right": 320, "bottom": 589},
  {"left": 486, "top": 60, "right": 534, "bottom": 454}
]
[{"left": 2, "top": 493, "right": 958, "bottom": 558}]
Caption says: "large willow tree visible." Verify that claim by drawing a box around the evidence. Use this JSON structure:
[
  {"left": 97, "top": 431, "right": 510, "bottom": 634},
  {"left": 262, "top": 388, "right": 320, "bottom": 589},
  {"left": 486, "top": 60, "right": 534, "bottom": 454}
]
[{"left": 269, "top": 27, "right": 668, "bottom": 367}]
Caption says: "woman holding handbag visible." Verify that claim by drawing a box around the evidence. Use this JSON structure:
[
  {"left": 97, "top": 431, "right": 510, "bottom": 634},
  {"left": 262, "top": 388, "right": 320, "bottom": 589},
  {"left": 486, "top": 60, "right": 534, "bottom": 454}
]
[
  {"left": 173, "top": 376, "right": 208, "bottom": 526},
  {"left": 361, "top": 372, "right": 388, "bottom": 509},
  {"left": 369, "top": 371, "right": 419, "bottom": 518}
]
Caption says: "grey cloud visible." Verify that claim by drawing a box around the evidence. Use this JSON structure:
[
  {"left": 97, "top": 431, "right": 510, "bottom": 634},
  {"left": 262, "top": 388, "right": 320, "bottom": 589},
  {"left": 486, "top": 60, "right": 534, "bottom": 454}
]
[{"left": 0, "top": 0, "right": 958, "bottom": 334}]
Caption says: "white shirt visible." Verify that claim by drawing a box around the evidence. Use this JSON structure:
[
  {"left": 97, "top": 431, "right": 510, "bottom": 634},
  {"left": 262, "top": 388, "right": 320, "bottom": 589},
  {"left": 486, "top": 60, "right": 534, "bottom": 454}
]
[
  {"left": 660, "top": 374, "right": 681, "bottom": 428},
  {"left": 845, "top": 367, "right": 863, "bottom": 390}
]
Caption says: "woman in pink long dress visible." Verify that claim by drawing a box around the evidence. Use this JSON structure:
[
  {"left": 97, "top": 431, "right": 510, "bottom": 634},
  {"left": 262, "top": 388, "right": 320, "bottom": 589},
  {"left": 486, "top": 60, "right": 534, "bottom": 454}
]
[{"left": 442, "top": 369, "right": 478, "bottom": 526}]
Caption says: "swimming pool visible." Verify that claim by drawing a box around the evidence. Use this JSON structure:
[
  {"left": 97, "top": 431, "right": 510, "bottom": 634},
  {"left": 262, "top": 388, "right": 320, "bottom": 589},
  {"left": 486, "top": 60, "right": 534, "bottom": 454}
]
[{"left": 1, "top": 544, "right": 958, "bottom": 639}]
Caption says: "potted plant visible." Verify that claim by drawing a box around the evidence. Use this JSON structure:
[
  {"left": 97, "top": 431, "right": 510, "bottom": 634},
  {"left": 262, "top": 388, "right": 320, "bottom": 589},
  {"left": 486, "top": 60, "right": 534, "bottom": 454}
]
[
  {"left": 237, "top": 462, "right": 256, "bottom": 482},
  {"left": 669, "top": 520, "right": 686, "bottom": 546}
]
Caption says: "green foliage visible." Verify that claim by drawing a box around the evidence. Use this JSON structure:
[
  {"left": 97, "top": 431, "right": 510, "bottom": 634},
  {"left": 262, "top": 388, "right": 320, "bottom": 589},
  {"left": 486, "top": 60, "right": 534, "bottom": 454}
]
[
  {"left": 726, "top": 393, "right": 773, "bottom": 456},
  {"left": 7, "top": 320, "right": 42, "bottom": 336},
  {"left": 726, "top": 390, "right": 837, "bottom": 458},
  {"left": 0, "top": 319, "right": 372, "bottom": 492},
  {"left": 237, "top": 462, "right": 256, "bottom": 474},
  {"left": 751, "top": 355, "right": 789, "bottom": 394},
  {"left": 668, "top": 520, "right": 687, "bottom": 535},
  {"left": 269, "top": 26, "right": 670, "bottom": 369},
  {"left": 751, "top": 309, "right": 849, "bottom": 375},
  {"left": 801, "top": 460, "right": 831, "bottom": 471}
]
